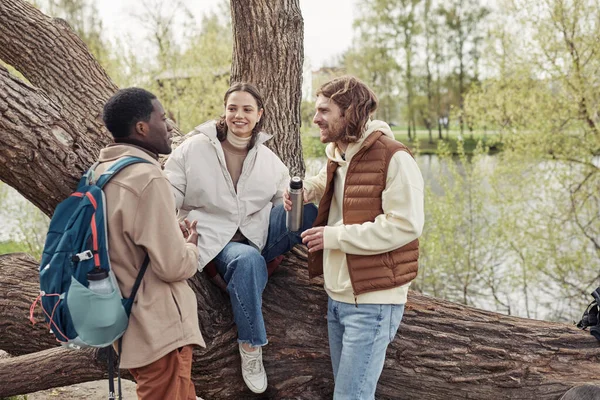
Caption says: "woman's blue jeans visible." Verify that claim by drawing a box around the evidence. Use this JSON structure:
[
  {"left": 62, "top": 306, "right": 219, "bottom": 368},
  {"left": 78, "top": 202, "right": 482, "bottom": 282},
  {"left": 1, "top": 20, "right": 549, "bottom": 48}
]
[{"left": 214, "top": 204, "right": 317, "bottom": 346}]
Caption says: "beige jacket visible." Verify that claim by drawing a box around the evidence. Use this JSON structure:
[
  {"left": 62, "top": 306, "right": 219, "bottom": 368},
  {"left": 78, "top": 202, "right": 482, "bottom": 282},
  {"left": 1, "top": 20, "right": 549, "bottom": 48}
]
[{"left": 96, "top": 144, "right": 205, "bottom": 369}]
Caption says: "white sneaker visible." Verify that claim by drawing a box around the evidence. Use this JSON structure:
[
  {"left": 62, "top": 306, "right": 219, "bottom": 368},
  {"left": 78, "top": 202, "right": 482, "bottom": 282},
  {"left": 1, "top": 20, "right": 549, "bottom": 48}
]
[{"left": 239, "top": 343, "right": 268, "bottom": 394}]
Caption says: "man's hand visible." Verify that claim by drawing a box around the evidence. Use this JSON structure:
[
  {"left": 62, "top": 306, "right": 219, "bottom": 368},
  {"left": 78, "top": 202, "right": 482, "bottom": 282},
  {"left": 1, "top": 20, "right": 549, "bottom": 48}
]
[
  {"left": 180, "top": 219, "right": 199, "bottom": 246},
  {"left": 301, "top": 226, "right": 325, "bottom": 252},
  {"left": 179, "top": 219, "right": 190, "bottom": 238}
]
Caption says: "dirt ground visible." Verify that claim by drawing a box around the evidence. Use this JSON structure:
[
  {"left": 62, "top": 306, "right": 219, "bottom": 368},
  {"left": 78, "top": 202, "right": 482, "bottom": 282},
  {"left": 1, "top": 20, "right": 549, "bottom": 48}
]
[
  {"left": 24, "top": 379, "right": 205, "bottom": 399},
  {"left": 26, "top": 379, "right": 138, "bottom": 400}
]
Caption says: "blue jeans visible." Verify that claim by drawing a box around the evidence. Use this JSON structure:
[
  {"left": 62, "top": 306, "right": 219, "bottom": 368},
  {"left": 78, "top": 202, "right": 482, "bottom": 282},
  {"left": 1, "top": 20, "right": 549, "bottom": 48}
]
[
  {"left": 328, "top": 297, "right": 405, "bottom": 400},
  {"left": 214, "top": 204, "right": 317, "bottom": 346}
]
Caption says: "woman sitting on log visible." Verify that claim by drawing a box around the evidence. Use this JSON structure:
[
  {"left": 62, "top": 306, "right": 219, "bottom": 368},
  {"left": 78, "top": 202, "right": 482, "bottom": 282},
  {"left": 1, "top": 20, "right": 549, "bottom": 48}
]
[{"left": 164, "top": 82, "right": 317, "bottom": 394}]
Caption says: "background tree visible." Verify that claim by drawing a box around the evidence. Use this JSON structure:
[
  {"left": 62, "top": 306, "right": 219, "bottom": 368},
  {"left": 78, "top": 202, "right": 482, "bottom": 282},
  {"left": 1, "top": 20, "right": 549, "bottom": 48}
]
[
  {"left": 342, "top": 43, "right": 401, "bottom": 124},
  {"left": 421, "top": 0, "right": 436, "bottom": 143},
  {"left": 429, "top": 2, "right": 449, "bottom": 140},
  {"left": 230, "top": 0, "right": 306, "bottom": 176},
  {"left": 353, "top": 0, "right": 423, "bottom": 141},
  {"left": 438, "top": 0, "right": 490, "bottom": 135},
  {"left": 462, "top": 0, "right": 600, "bottom": 319},
  {"left": 130, "top": 0, "right": 232, "bottom": 133}
]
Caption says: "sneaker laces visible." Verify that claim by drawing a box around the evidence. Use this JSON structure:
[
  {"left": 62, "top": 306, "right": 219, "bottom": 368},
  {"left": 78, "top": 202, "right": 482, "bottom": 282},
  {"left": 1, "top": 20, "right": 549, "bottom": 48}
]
[{"left": 242, "top": 350, "right": 263, "bottom": 375}]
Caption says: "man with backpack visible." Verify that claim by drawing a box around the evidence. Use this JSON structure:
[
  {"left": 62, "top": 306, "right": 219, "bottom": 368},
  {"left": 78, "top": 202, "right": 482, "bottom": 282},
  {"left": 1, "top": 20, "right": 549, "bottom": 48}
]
[{"left": 98, "top": 88, "right": 204, "bottom": 399}]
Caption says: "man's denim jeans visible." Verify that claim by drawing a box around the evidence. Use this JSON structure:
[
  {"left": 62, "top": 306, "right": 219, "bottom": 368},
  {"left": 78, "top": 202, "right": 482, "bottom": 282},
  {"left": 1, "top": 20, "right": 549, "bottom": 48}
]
[
  {"left": 214, "top": 204, "right": 317, "bottom": 346},
  {"left": 328, "top": 297, "right": 405, "bottom": 400}
]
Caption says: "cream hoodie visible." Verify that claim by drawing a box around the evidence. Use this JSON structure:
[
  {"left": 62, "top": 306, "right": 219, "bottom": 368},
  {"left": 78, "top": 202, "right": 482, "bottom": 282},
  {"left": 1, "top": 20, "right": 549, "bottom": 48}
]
[{"left": 304, "top": 120, "right": 424, "bottom": 305}]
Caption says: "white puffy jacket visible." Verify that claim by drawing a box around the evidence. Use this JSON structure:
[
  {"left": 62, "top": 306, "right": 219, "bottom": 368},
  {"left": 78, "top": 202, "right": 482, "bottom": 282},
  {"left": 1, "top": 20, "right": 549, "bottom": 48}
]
[{"left": 164, "top": 121, "right": 290, "bottom": 269}]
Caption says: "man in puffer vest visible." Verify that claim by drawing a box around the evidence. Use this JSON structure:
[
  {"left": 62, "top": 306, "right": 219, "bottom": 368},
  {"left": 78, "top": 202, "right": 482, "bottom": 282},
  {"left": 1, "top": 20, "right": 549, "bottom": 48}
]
[{"left": 289, "top": 76, "right": 424, "bottom": 399}]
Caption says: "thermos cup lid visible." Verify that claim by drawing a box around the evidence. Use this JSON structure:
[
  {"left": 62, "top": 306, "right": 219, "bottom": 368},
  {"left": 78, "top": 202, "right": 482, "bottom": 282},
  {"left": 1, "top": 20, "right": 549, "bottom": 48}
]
[
  {"left": 290, "top": 176, "right": 303, "bottom": 189},
  {"left": 87, "top": 270, "right": 109, "bottom": 280}
]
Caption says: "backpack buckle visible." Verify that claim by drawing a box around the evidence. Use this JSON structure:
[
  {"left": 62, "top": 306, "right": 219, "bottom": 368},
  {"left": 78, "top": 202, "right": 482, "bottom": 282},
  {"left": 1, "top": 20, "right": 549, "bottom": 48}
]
[
  {"left": 84, "top": 161, "right": 100, "bottom": 185},
  {"left": 71, "top": 250, "right": 94, "bottom": 262}
]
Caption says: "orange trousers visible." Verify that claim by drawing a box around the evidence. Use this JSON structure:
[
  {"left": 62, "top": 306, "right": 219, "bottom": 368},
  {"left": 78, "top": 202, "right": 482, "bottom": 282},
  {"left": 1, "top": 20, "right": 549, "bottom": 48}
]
[{"left": 129, "top": 345, "right": 196, "bottom": 400}]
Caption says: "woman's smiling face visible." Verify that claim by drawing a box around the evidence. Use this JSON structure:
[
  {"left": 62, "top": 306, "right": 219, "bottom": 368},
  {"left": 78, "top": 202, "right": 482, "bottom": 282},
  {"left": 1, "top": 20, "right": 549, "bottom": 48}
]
[{"left": 225, "top": 90, "right": 264, "bottom": 138}]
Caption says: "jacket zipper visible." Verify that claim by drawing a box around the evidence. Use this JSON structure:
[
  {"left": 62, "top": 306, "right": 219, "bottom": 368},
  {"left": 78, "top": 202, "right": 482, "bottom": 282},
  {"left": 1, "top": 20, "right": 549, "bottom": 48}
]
[
  {"left": 236, "top": 147, "right": 257, "bottom": 230},
  {"left": 211, "top": 140, "right": 237, "bottom": 196},
  {"left": 344, "top": 149, "right": 361, "bottom": 309}
]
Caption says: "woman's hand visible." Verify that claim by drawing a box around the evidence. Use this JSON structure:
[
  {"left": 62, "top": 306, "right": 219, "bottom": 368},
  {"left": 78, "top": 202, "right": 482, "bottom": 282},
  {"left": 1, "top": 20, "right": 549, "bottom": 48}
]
[
  {"left": 283, "top": 189, "right": 310, "bottom": 211},
  {"left": 283, "top": 189, "right": 293, "bottom": 211}
]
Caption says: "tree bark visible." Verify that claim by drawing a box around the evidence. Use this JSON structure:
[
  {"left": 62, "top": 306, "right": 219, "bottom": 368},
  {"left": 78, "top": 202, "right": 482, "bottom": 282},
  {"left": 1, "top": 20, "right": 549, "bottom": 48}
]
[
  {"left": 0, "top": 348, "right": 106, "bottom": 397},
  {"left": 1, "top": 1, "right": 600, "bottom": 399},
  {"left": 230, "top": 0, "right": 306, "bottom": 177},
  {"left": 0, "top": 253, "right": 59, "bottom": 355},
  {"left": 0, "top": 0, "right": 115, "bottom": 216}
]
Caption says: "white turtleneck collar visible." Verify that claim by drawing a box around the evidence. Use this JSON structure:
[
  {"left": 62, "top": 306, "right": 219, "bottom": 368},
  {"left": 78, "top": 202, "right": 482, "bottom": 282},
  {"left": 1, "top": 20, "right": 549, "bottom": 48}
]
[{"left": 226, "top": 129, "right": 252, "bottom": 149}]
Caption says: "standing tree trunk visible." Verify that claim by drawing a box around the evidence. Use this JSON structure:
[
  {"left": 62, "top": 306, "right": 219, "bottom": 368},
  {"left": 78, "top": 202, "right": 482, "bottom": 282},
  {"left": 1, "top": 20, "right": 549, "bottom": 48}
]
[
  {"left": 1, "top": 1, "right": 600, "bottom": 399},
  {"left": 230, "top": 0, "right": 305, "bottom": 177}
]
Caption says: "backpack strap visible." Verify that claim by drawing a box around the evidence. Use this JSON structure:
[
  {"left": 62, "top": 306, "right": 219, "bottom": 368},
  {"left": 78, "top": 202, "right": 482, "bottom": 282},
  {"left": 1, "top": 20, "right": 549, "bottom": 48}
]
[
  {"left": 77, "top": 161, "right": 100, "bottom": 189},
  {"left": 88, "top": 155, "right": 153, "bottom": 400},
  {"left": 95, "top": 156, "right": 152, "bottom": 189},
  {"left": 91, "top": 155, "right": 152, "bottom": 313},
  {"left": 109, "top": 255, "right": 149, "bottom": 400},
  {"left": 106, "top": 254, "right": 150, "bottom": 400},
  {"left": 108, "top": 348, "right": 116, "bottom": 400},
  {"left": 123, "top": 255, "right": 150, "bottom": 316},
  {"left": 108, "top": 338, "right": 125, "bottom": 400}
]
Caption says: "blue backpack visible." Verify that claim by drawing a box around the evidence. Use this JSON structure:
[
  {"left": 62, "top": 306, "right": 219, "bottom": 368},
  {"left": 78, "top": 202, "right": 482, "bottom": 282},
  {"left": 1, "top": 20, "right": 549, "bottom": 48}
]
[{"left": 31, "top": 156, "right": 151, "bottom": 350}]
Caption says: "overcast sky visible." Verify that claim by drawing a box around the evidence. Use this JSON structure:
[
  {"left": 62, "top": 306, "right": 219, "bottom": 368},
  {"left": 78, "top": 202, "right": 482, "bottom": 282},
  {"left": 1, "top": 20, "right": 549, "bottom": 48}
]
[{"left": 95, "top": 0, "right": 358, "bottom": 70}]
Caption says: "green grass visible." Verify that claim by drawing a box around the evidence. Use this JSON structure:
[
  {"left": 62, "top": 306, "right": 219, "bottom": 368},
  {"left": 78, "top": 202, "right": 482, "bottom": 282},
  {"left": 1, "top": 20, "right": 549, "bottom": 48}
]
[
  {"left": 301, "top": 129, "right": 502, "bottom": 158},
  {"left": 392, "top": 131, "right": 502, "bottom": 155},
  {"left": 0, "top": 241, "right": 29, "bottom": 255}
]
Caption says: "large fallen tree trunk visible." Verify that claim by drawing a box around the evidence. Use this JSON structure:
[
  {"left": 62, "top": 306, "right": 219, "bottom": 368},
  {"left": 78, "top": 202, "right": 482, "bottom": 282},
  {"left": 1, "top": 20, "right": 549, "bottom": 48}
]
[
  {"left": 1, "top": 250, "right": 600, "bottom": 399},
  {"left": 1, "top": 0, "right": 600, "bottom": 399}
]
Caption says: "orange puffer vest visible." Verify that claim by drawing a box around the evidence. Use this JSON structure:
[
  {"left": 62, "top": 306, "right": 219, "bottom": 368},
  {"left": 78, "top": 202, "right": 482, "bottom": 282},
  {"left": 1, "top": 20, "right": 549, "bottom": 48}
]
[{"left": 308, "top": 131, "right": 419, "bottom": 296}]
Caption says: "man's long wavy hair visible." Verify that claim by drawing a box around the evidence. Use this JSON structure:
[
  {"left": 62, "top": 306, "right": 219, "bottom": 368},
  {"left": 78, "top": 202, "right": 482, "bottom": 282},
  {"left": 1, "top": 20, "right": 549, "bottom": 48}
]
[
  {"left": 215, "top": 82, "right": 265, "bottom": 150},
  {"left": 317, "top": 76, "right": 378, "bottom": 143}
]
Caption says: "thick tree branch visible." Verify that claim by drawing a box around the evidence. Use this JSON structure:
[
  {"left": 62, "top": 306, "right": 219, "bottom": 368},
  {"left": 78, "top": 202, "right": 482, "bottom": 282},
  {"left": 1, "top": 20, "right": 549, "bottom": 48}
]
[
  {"left": 0, "top": 0, "right": 115, "bottom": 215},
  {"left": 0, "top": 347, "right": 111, "bottom": 398},
  {"left": 0, "top": 0, "right": 117, "bottom": 125},
  {"left": 0, "top": 67, "right": 90, "bottom": 214}
]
